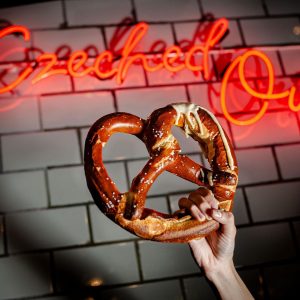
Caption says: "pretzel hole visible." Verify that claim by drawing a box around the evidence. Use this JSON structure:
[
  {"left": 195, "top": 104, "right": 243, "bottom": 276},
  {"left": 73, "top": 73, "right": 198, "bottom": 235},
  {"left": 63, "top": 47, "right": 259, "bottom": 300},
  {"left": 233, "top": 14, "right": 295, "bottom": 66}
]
[{"left": 102, "top": 133, "right": 148, "bottom": 161}]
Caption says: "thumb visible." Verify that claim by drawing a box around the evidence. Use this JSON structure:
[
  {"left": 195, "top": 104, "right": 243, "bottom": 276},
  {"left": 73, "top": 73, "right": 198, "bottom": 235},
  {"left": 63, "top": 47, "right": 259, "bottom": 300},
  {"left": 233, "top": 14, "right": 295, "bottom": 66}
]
[{"left": 211, "top": 209, "right": 237, "bottom": 238}]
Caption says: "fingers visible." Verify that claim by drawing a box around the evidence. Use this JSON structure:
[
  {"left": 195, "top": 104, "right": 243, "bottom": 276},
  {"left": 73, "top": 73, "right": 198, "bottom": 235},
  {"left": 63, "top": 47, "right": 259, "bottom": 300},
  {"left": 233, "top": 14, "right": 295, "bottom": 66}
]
[
  {"left": 178, "top": 188, "right": 219, "bottom": 222},
  {"left": 211, "top": 209, "right": 237, "bottom": 238},
  {"left": 179, "top": 197, "right": 206, "bottom": 221}
]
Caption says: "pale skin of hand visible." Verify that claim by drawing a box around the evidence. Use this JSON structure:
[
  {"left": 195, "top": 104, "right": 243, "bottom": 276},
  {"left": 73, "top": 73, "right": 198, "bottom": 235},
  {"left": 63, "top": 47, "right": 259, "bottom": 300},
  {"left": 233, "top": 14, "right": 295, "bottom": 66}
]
[{"left": 179, "top": 188, "right": 254, "bottom": 300}]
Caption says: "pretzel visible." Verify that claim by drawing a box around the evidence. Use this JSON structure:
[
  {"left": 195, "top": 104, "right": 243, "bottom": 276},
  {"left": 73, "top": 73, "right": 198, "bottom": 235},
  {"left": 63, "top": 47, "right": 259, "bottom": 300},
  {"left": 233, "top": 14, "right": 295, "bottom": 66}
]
[{"left": 84, "top": 103, "right": 238, "bottom": 243}]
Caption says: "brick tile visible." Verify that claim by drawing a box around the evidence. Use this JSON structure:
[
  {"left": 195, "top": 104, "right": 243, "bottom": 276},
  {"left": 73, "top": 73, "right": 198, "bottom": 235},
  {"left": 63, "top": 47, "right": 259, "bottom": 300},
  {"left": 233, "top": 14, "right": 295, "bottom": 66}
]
[
  {"left": 105, "top": 24, "right": 174, "bottom": 53},
  {"left": 264, "top": 262, "right": 300, "bottom": 300},
  {"left": 0, "top": 1, "right": 63, "bottom": 29},
  {"left": 138, "top": 241, "right": 199, "bottom": 279},
  {"left": 32, "top": 28, "right": 105, "bottom": 59},
  {"left": 0, "top": 216, "right": 4, "bottom": 255},
  {"left": 99, "top": 280, "right": 182, "bottom": 300},
  {"left": 241, "top": 18, "right": 300, "bottom": 46},
  {"left": 0, "top": 63, "right": 72, "bottom": 96},
  {"left": 89, "top": 204, "right": 135, "bottom": 242},
  {"left": 146, "top": 54, "right": 215, "bottom": 85},
  {"left": 0, "top": 33, "right": 32, "bottom": 62},
  {"left": 116, "top": 86, "right": 188, "bottom": 119},
  {"left": 175, "top": 20, "right": 243, "bottom": 49},
  {"left": 2, "top": 130, "right": 81, "bottom": 171},
  {"left": 231, "top": 111, "right": 300, "bottom": 148},
  {"left": 265, "top": 0, "right": 300, "bottom": 15},
  {"left": 0, "top": 171, "right": 48, "bottom": 212},
  {"left": 48, "top": 166, "right": 91, "bottom": 206},
  {"left": 135, "top": 0, "right": 201, "bottom": 22},
  {"left": 145, "top": 196, "right": 169, "bottom": 214},
  {"left": 171, "top": 125, "right": 203, "bottom": 154},
  {"left": 66, "top": 0, "right": 133, "bottom": 26},
  {"left": 183, "top": 276, "right": 215, "bottom": 300},
  {"left": 105, "top": 161, "right": 129, "bottom": 192},
  {"left": 0, "top": 253, "right": 51, "bottom": 299},
  {"left": 54, "top": 243, "right": 139, "bottom": 288},
  {"left": 234, "top": 223, "right": 295, "bottom": 266},
  {"left": 275, "top": 144, "right": 300, "bottom": 179},
  {"left": 238, "top": 269, "right": 264, "bottom": 300},
  {"left": 246, "top": 181, "right": 300, "bottom": 222},
  {"left": 128, "top": 155, "right": 201, "bottom": 196},
  {"left": 0, "top": 96, "right": 40, "bottom": 134},
  {"left": 7, "top": 206, "right": 90, "bottom": 252},
  {"left": 213, "top": 49, "right": 283, "bottom": 79},
  {"left": 279, "top": 48, "right": 300, "bottom": 75},
  {"left": 73, "top": 60, "right": 146, "bottom": 91},
  {"left": 201, "top": 0, "right": 264, "bottom": 18},
  {"left": 236, "top": 148, "right": 278, "bottom": 185},
  {"left": 41, "top": 92, "right": 115, "bottom": 129}
]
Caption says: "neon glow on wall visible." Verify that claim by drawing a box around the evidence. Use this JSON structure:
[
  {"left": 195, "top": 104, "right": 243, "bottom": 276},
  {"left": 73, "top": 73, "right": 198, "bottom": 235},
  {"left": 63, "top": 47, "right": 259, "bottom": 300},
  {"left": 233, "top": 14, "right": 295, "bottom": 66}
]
[{"left": 0, "top": 18, "right": 299, "bottom": 125}]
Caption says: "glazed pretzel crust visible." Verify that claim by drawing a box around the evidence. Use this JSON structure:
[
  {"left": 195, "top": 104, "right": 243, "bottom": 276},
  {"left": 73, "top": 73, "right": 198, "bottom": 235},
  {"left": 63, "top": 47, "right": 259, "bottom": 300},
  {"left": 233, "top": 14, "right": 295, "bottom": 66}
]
[{"left": 84, "top": 103, "right": 238, "bottom": 243}]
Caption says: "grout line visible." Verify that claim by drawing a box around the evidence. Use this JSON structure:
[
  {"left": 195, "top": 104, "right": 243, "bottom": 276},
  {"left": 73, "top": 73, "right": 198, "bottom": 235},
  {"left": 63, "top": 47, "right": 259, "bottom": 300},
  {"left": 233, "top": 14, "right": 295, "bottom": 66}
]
[
  {"left": 260, "top": 0, "right": 270, "bottom": 17},
  {"left": 276, "top": 50, "right": 287, "bottom": 76},
  {"left": 111, "top": 90, "right": 119, "bottom": 112},
  {"left": 271, "top": 146, "right": 283, "bottom": 181},
  {"left": 134, "top": 240, "right": 144, "bottom": 281},
  {"left": 44, "top": 169, "right": 52, "bottom": 208},
  {"left": 76, "top": 128, "right": 84, "bottom": 164},
  {"left": 179, "top": 277, "right": 187, "bottom": 300},
  {"left": 130, "top": 0, "right": 138, "bottom": 23},
  {"left": 36, "top": 95, "right": 44, "bottom": 131},
  {"left": 236, "top": 19, "right": 247, "bottom": 47},
  {"left": 124, "top": 160, "right": 131, "bottom": 190},
  {"left": 196, "top": 0, "right": 205, "bottom": 18},
  {"left": 86, "top": 204, "right": 94, "bottom": 244},
  {"left": 241, "top": 187, "right": 254, "bottom": 224},
  {"left": 49, "top": 251, "right": 57, "bottom": 293},
  {"left": 289, "top": 221, "right": 299, "bottom": 256},
  {"left": 60, "top": 0, "right": 68, "bottom": 28}
]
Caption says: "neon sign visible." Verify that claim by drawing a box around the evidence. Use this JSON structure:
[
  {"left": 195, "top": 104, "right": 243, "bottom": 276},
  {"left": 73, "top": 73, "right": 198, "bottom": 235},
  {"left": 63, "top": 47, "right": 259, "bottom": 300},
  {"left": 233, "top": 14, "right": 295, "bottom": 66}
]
[{"left": 0, "top": 18, "right": 299, "bottom": 125}]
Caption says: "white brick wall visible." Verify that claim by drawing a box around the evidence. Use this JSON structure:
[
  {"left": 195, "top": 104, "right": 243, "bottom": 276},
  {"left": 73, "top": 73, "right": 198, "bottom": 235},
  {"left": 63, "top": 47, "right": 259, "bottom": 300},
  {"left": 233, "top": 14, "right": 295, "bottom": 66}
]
[{"left": 0, "top": 0, "right": 299, "bottom": 299}]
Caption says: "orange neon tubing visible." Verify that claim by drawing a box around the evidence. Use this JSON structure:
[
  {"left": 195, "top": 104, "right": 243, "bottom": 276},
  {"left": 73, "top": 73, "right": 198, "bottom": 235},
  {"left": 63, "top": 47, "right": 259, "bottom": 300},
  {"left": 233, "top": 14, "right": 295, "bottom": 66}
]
[
  {"left": 238, "top": 50, "right": 289, "bottom": 100},
  {"left": 0, "top": 25, "right": 30, "bottom": 41},
  {"left": 67, "top": 51, "right": 93, "bottom": 77},
  {"left": 288, "top": 86, "right": 300, "bottom": 112},
  {"left": 32, "top": 53, "right": 67, "bottom": 84},
  {"left": 93, "top": 50, "right": 118, "bottom": 79},
  {"left": 162, "top": 46, "right": 185, "bottom": 73},
  {"left": 0, "top": 25, "right": 33, "bottom": 93},
  {"left": 220, "top": 55, "right": 269, "bottom": 126}
]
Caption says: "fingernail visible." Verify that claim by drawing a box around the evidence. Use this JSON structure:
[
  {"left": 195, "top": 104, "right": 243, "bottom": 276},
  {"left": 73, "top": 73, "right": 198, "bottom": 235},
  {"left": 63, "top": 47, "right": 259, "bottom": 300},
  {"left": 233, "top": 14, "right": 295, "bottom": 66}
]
[
  {"left": 198, "top": 213, "right": 205, "bottom": 222},
  {"left": 206, "top": 215, "right": 212, "bottom": 220},
  {"left": 213, "top": 210, "right": 222, "bottom": 218}
]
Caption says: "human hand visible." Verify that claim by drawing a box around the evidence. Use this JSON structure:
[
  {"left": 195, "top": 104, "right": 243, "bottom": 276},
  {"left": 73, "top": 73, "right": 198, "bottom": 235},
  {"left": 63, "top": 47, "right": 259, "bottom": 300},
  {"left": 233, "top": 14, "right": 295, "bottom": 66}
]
[{"left": 179, "top": 188, "right": 236, "bottom": 280}]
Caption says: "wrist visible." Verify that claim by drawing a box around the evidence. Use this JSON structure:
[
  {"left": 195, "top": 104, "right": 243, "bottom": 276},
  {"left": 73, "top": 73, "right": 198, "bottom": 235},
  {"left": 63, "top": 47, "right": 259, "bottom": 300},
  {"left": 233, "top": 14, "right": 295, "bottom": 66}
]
[{"left": 204, "top": 259, "right": 236, "bottom": 283}]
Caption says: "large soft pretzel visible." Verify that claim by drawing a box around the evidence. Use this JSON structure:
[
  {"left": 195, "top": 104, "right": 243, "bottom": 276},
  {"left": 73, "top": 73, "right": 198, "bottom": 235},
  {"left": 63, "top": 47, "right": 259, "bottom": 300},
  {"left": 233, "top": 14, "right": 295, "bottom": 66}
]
[{"left": 84, "top": 103, "right": 238, "bottom": 243}]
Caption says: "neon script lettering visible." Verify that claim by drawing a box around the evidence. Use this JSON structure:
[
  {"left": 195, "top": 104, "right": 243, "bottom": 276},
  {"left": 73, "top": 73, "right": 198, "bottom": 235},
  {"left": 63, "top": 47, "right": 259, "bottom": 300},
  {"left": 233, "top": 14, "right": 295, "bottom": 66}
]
[
  {"left": 0, "top": 18, "right": 299, "bottom": 125},
  {"left": 0, "top": 18, "right": 228, "bottom": 93},
  {"left": 220, "top": 50, "right": 299, "bottom": 125}
]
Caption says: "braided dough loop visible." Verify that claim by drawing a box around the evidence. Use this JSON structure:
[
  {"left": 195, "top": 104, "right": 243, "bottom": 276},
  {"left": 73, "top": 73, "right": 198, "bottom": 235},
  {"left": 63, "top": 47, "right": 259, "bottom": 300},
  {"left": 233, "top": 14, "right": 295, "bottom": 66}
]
[{"left": 84, "top": 103, "right": 238, "bottom": 243}]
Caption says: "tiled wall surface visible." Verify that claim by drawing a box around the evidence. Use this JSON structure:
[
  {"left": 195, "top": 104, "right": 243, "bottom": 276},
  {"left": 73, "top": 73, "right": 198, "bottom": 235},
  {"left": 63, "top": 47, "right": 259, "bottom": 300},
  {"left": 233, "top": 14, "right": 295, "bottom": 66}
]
[{"left": 0, "top": 0, "right": 299, "bottom": 299}]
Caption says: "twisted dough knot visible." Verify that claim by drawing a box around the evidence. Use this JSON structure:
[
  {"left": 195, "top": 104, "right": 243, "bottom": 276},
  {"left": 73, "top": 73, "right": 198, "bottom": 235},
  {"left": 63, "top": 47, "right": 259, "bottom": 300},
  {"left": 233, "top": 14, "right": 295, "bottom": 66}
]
[{"left": 84, "top": 103, "right": 238, "bottom": 243}]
